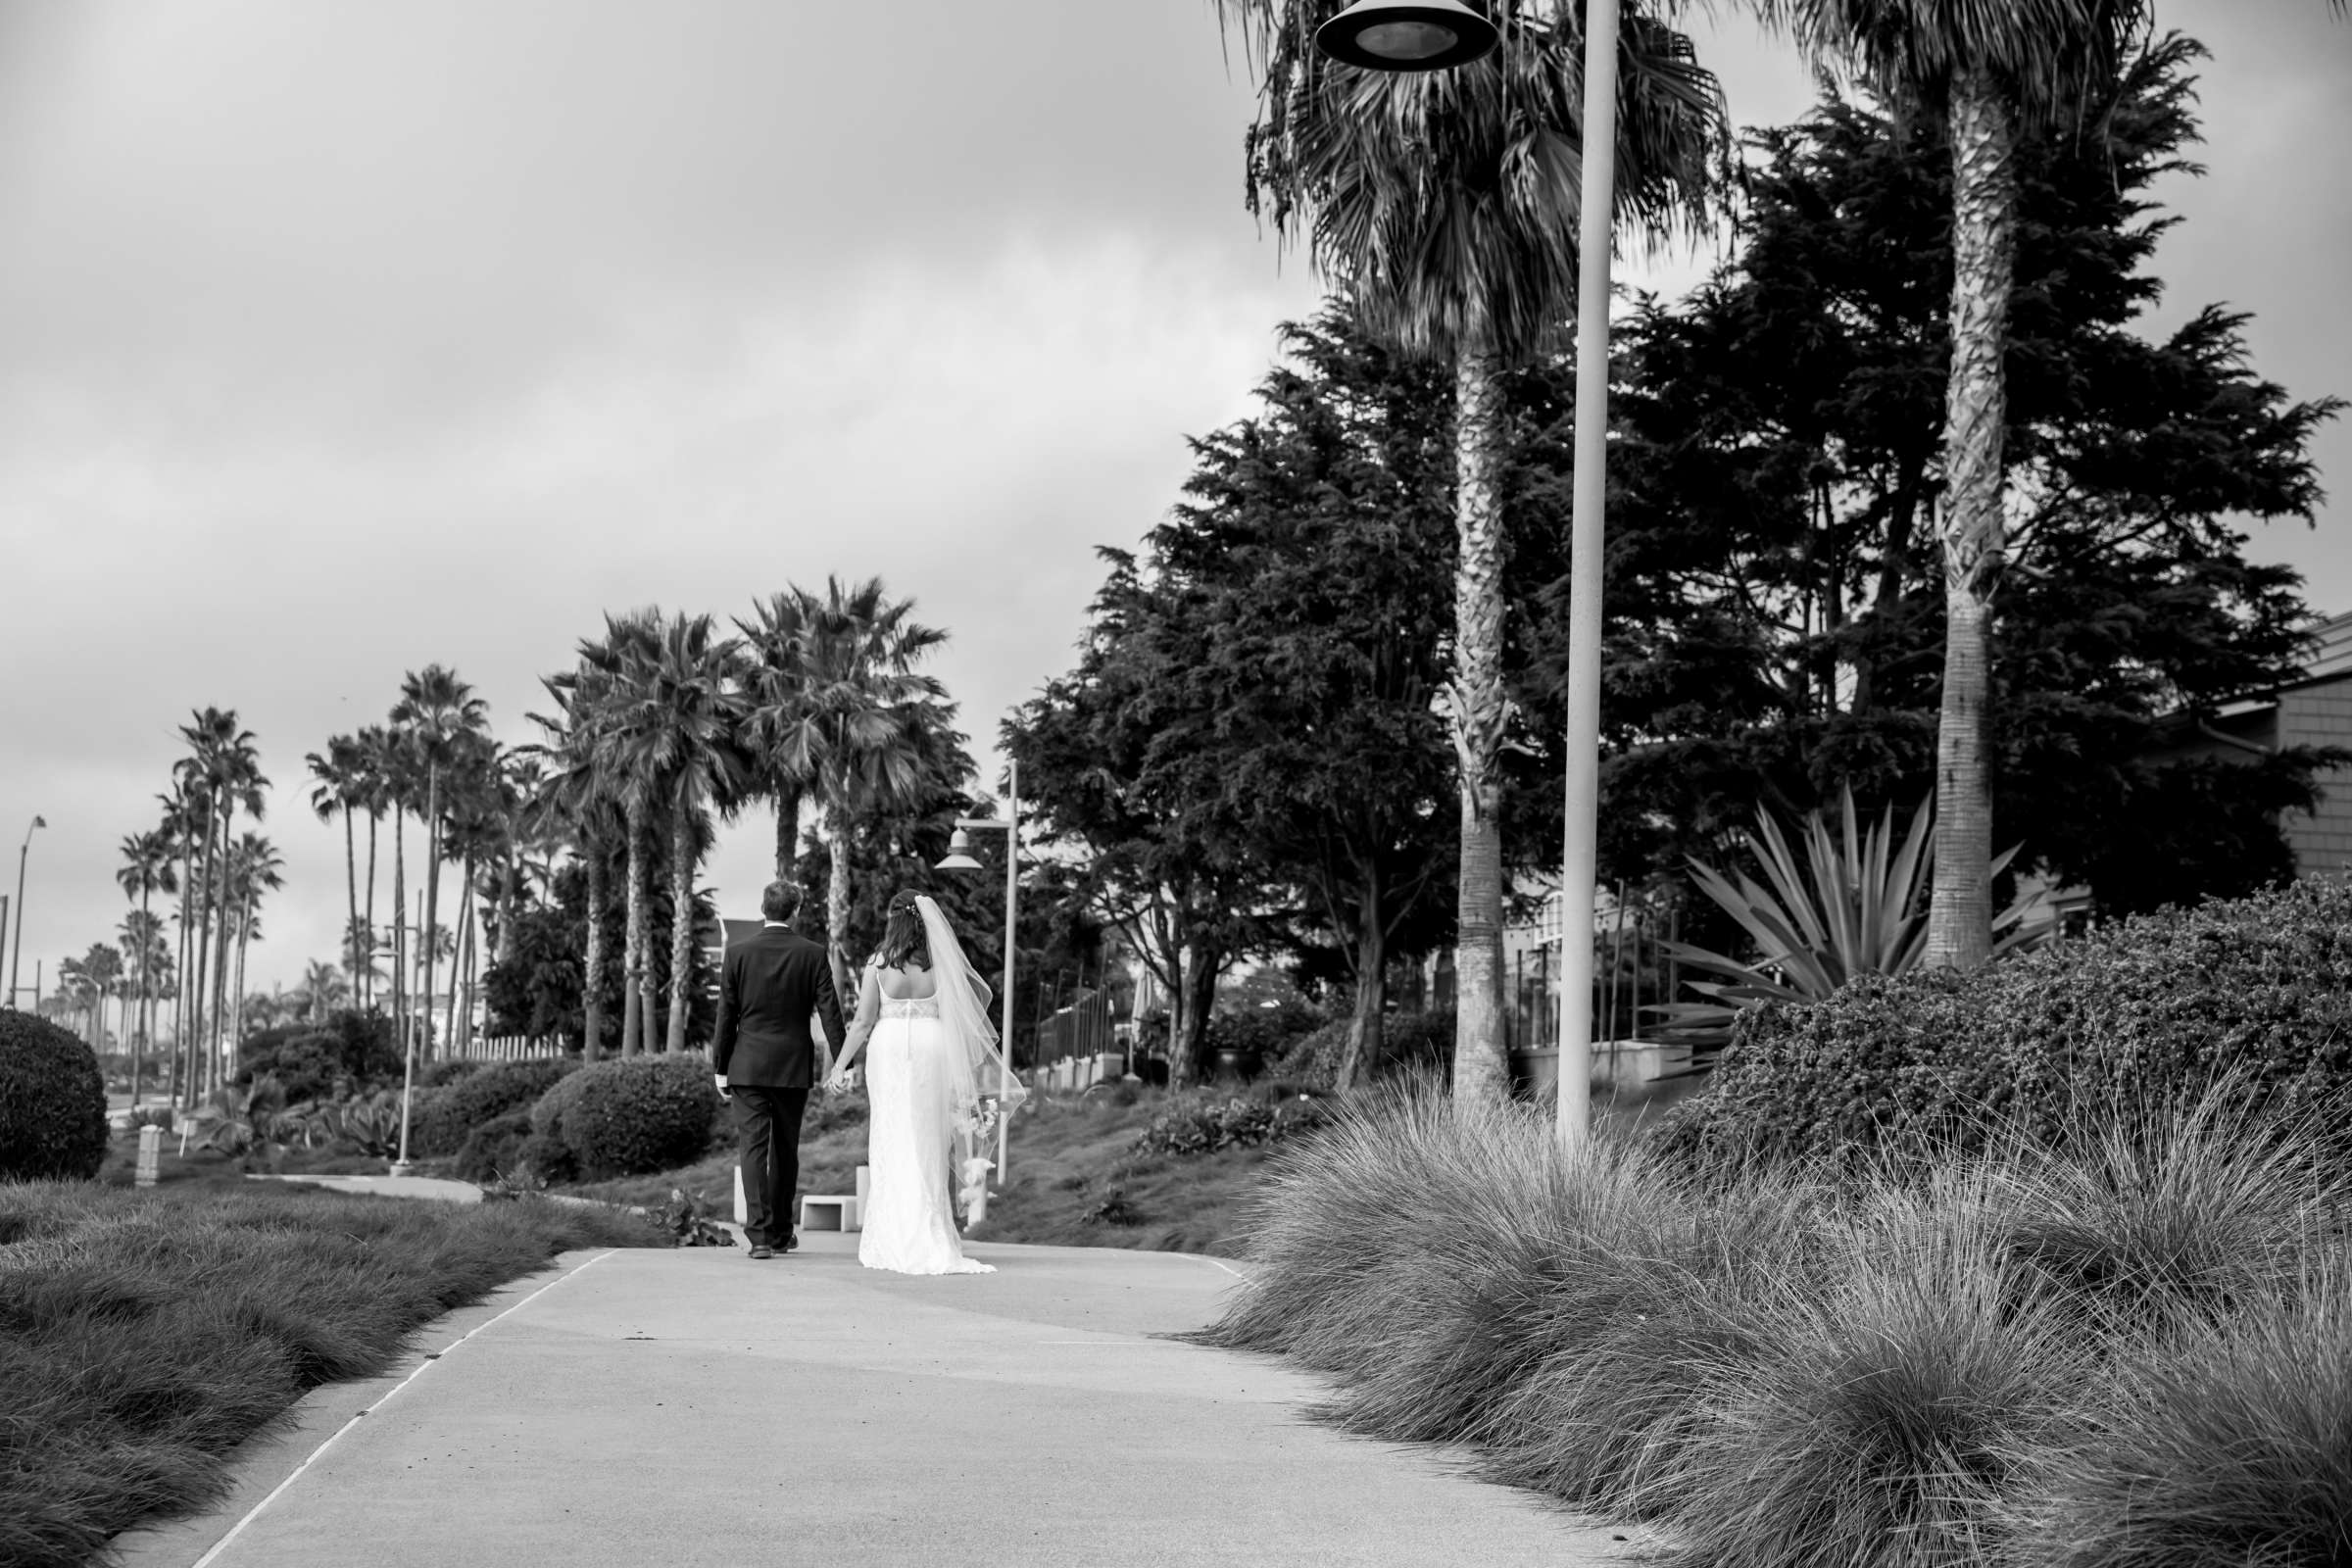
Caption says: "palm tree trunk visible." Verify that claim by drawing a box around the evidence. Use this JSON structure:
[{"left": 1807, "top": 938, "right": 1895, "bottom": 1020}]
[
  {"left": 825, "top": 803, "right": 855, "bottom": 1004},
  {"left": 1924, "top": 67, "right": 2016, "bottom": 973},
  {"left": 773, "top": 782, "right": 801, "bottom": 883},
  {"left": 364, "top": 811, "right": 379, "bottom": 1008},
  {"left": 622, "top": 799, "right": 650, "bottom": 1056},
  {"left": 171, "top": 849, "right": 192, "bottom": 1107},
  {"left": 343, "top": 805, "right": 360, "bottom": 1004},
  {"left": 134, "top": 886, "right": 152, "bottom": 1106},
  {"left": 443, "top": 857, "right": 472, "bottom": 1052},
  {"left": 666, "top": 803, "right": 696, "bottom": 1054},
  {"left": 583, "top": 850, "right": 608, "bottom": 1058},
  {"left": 421, "top": 766, "right": 442, "bottom": 1061},
  {"left": 191, "top": 818, "right": 219, "bottom": 1098},
  {"left": 1449, "top": 333, "right": 1513, "bottom": 1104},
  {"left": 210, "top": 807, "right": 235, "bottom": 1100},
  {"left": 392, "top": 808, "right": 408, "bottom": 1061},
  {"left": 232, "top": 896, "right": 253, "bottom": 1056}
]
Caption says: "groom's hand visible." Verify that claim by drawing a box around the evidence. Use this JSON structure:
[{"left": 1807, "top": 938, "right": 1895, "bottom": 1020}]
[{"left": 712, "top": 1073, "right": 732, "bottom": 1102}]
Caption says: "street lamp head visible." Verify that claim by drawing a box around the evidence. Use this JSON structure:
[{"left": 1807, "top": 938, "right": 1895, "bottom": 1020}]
[
  {"left": 1314, "top": 0, "right": 1499, "bottom": 73},
  {"left": 935, "top": 828, "right": 985, "bottom": 874}
]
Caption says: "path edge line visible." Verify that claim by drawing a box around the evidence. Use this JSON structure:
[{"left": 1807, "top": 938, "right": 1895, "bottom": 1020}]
[{"left": 187, "top": 1248, "right": 618, "bottom": 1568}]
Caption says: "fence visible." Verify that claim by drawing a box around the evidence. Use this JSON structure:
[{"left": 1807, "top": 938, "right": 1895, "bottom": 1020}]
[
  {"left": 448, "top": 1035, "right": 566, "bottom": 1063},
  {"left": 1505, "top": 894, "right": 1684, "bottom": 1054},
  {"left": 1031, "top": 987, "right": 1117, "bottom": 1067}
]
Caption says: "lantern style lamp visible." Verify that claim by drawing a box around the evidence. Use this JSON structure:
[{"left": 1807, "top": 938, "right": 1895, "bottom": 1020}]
[{"left": 1314, "top": 0, "right": 1500, "bottom": 72}]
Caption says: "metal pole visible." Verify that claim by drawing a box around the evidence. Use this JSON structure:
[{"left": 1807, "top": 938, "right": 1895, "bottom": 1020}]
[
  {"left": 0, "top": 894, "right": 9, "bottom": 1008},
  {"left": 9, "top": 819, "right": 37, "bottom": 1008},
  {"left": 1557, "top": 0, "right": 1621, "bottom": 1154},
  {"left": 997, "top": 761, "right": 1018, "bottom": 1184}
]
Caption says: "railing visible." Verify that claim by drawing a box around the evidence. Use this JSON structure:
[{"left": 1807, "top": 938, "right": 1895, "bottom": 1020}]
[
  {"left": 448, "top": 1035, "right": 565, "bottom": 1062},
  {"left": 1032, "top": 988, "right": 1117, "bottom": 1066}
]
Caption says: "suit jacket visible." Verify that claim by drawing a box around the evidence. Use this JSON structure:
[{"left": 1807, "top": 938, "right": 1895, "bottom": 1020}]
[{"left": 711, "top": 926, "right": 848, "bottom": 1089}]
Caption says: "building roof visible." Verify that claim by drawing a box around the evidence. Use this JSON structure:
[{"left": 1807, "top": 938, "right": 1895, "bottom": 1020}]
[{"left": 2290, "top": 612, "right": 2352, "bottom": 688}]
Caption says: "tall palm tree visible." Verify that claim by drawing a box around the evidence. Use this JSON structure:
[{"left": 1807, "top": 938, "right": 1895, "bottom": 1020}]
[
  {"left": 225, "top": 833, "right": 284, "bottom": 1050},
  {"left": 391, "top": 666, "right": 490, "bottom": 1059},
  {"left": 1747, "top": 0, "right": 2345, "bottom": 963},
  {"left": 306, "top": 733, "right": 368, "bottom": 992},
  {"left": 600, "top": 612, "right": 752, "bottom": 1053},
  {"left": 1212, "top": 0, "right": 1726, "bottom": 1099},
  {"left": 762, "top": 578, "right": 948, "bottom": 999},
  {"left": 296, "top": 957, "right": 348, "bottom": 1022},
  {"left": 527, "top": 670, "right": 622, "bottom": 1058},
  {"left": 560, "top": 612, "right": 666, "bottom": 1054},
  {"left": 180, "top": 709, "right": 267, "bottom": 1100},
  {"left": 737, "top": 591, "right": 817, "bottom": 883},
  {"left": 155, "top": 783, "right": 202, "bottom": 1106},
  {"left": 115, "top": 829, "right": 177, "bottom": 1105},
  {"left": 436, "top": 732, "right": 507, "bottom": 1053},
  {"left": 354, "top": 723, "right": 399, "bottom": 1007}
]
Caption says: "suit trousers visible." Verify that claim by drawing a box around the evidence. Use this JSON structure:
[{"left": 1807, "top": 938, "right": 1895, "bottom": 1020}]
[{"left": 733, "top": 1085, "right": 810, "bottom": 1248}]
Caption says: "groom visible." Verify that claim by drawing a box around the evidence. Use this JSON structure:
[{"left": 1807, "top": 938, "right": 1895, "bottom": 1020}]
[{"left": 712, "top": 879, "right": 848, "bottom": 1260}]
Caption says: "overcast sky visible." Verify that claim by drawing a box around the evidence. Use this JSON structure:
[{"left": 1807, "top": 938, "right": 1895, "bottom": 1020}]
[{"left": 1, "top": 1, "right": 2345, "bottom": 1003}]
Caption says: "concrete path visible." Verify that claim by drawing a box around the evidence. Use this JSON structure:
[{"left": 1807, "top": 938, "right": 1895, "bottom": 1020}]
[
  {"left": 110, "top": 1232, "right": 1633, "bottom": 1568},
  {"left": 244, "top": 1173, "right": 484, "bottom": 1202}
]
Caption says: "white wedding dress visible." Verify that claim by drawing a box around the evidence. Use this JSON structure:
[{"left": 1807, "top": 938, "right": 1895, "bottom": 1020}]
[{"left": 858, "top": 988, "right": 994, "bottom": 1277}]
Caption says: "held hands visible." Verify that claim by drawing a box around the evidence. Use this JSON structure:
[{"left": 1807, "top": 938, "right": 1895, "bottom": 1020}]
[{"left": 712, "top": 1073, "right": 732, "bottom": 1102}]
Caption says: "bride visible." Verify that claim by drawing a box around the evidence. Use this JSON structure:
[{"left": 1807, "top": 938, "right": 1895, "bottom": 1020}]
[{"left": 824, "top": 890, "right": 1025, "bottom": 1276}]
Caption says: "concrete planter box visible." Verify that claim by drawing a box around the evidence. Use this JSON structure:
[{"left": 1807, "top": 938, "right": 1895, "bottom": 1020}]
[{"left": 1592, "top": 1039, "right": 1691, "bottom": 1086}]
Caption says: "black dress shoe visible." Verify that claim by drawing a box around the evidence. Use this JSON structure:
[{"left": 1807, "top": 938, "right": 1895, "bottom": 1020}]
[
  {"left": 781, "top": 1231, "right": 800, "bottom": 1253},
  {"left": 748, "top": 1244, "right": 775, "bottom": 1260}
]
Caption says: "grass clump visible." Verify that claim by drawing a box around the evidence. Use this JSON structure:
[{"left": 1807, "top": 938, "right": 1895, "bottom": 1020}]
[
  {"left": 0, "top": 1181, "right": 663, "bottom": 1568},
  {"left": 1204, "top": 1080, "right": 2352, "bottom": 1568}
]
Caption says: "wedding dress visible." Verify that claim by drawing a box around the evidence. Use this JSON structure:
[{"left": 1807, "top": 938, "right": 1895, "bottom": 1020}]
[
  {"left": 858, "top": 988, "right": 994, "bottom": 1276},
  {"left": 856, "top": 896, "right": 1027, "bottom": 1277}
]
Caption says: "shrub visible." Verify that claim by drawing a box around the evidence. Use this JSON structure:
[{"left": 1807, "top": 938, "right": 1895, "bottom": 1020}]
[
  {"left": 414, "top": 1055, "right": 578, "bottom": 1157},
  {"left": 518, "top": 1129, "right": 577, "bottom": 1185},
  {"left": 419, "top": 1059, "right": 485, "bottom": 1089},
  {"left": 1660, "top": 878, "right": 2352, "bottom": 1173},
  {"left": 1204, "top": 997, "right": 1326, "bottom": 1065},
  {"left": 537, "top": 1055, "right": 721, "bottom": 1181},
  {"left": 451, "top": 1109, "right": 536, "bottom": 1184},
  {"left": 237, "top": 1036, "right": 344, "bottom": 1104},
  {"left": 1132, "top": 1093, "right": 1329, "bottom": 1157},
  {"left": 0, "top": 1011, "right": 108, "bottom": 1182}
]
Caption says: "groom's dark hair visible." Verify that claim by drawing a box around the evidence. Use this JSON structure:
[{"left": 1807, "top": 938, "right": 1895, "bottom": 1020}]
[{"left": 760, "top": 880, "right": 802, "bottom": 923}]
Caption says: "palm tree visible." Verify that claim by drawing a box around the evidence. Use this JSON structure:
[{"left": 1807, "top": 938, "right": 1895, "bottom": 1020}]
[
  {"left": 225, "top": 833, "right": 284, "bottom": 1049},
  {"left": 1746, "top": 0, "right": 2345, "bottom": 963},
  {"left": 559, "top": 612, "right": 666, "bottom": 1054},
  {"left": 155, "top": 783, "right": 203, "bottom": 1106},
  {"left": 391, "top": 666, "right": 490, "bottom": 1060},
  {"left": 1211, "top": 0, "right": 1727, "bottom": 1100},
  {"left": 180, "top": 709, "right": 267, "bottom": 1100},
  {"left": 737, "top": 591, "right": 817, "bottom": 883},
  {"left": 115, "top": 829, "right": 178, "bottom": 1104},
  {"left": 605, "top": 613, "right": 752, "bottom": 1053},
  {"left": 527, "top": 668, "right": 623, "bottom": 1058},
  {"left": 307, "top": 734, "right": 368, "bottom": 992},
  {"left": 436, "top": 732, "right": 507, "bottom": 1053},
  {"left": 296, "top": 957, "right": 349, "bottom": 1022},
  {"left": 354, "top": 723, "right": 399, "bottom": 1007},
  {"left": 762, "top": 578, "right": 949, "bottom": 999}
]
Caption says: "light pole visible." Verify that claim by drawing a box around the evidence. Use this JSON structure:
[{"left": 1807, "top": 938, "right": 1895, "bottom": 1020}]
[
  {"left": 935, "top": 760, "right": 1020, "bottom": 1184},
  {"left": 1313, "top": 0, "right": 1618, "bottom": 1150},
  {"left": 10, "top": 815, "right": 45, "bottom": 1010}
]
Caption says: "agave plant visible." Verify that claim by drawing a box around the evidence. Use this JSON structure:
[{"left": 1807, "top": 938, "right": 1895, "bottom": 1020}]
[
  {"left": 323, "top": 1090, "right": 406, "bottom": 1159},
  {"left": 1653, "top": 789, "right": 2047, "bottom": 1051},
  {"left": 204, "top": 1075, "right": 302, "bottom": 1171}
]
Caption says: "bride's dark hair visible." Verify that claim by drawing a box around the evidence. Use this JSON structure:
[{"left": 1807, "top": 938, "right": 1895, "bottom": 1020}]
[{"left": 874, "top": 890, "right": 930, "bottom": 970}]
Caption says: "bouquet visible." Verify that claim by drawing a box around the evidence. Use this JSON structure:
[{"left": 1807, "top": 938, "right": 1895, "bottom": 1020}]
[{"left": 956, "top": 1155, "right": 996, "bottom": 1228}]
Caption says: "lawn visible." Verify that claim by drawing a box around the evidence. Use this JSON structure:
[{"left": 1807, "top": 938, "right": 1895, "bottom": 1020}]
[{"left": 0, "top": 1165, "right": 666, "bottom": 1568}]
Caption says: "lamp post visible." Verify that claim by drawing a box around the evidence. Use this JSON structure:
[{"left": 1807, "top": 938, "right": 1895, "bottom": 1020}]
[
  {"left": 1314, "top": 0, "right": 1619, "bottom": 1151},
  {"left": 935, "top": 760, "right": 1020, "bottom": 1184},
  {"left": 10, "top": 815, "right": 45, "bottom": 1010}
]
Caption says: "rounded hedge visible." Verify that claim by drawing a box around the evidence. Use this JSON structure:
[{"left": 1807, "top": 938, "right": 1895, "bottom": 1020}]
[
  {"left": 414, "top": 1055, "right": 578, "bottom": 1157},
  {"left": 535, "top": 1054, "right": 720, "bottom": 1181},
  {"left": 1660, "top": 877, "right": 2352, "bottom": 1172},
  {"left": 0, "top": 1011, "right": 109, "bottom": 1182}
]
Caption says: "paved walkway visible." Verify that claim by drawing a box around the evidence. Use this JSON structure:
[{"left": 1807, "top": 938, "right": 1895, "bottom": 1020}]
[{"left": 109, "top": 1232, "right": 1632, "bottom": 1568}]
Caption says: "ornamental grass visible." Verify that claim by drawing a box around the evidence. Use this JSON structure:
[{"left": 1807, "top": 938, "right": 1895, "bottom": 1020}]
[{"left": 1200, "top": 1081, "right": 2352, "bottom": 1568}]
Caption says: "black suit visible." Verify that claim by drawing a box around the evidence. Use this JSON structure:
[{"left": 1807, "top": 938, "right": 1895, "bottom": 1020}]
[{"left": 712, "top": 924, "right": 848, "bottom": 1248}]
